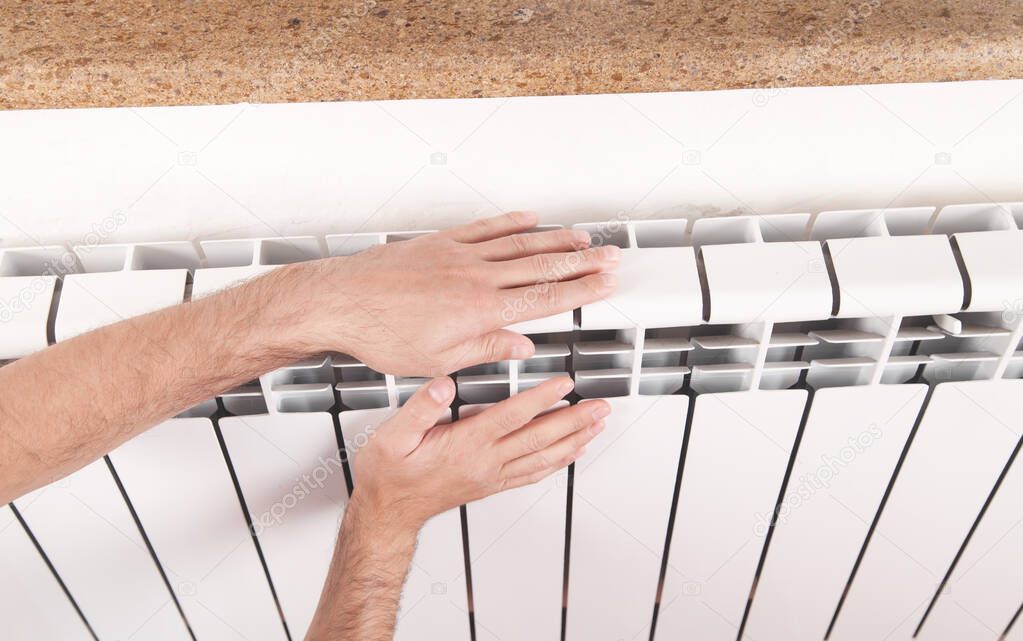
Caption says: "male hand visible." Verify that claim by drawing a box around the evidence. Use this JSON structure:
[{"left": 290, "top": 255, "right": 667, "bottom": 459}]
[
  {"left": 272, "top": 211, "right": 619, "bottom": 376},
  {"left": 350, "top": 375, "right": 610, "bottom": 530}
]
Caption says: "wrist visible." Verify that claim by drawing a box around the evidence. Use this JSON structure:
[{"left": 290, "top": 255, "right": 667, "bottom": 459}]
[
  {"left": 348, "top": 487, "right": 425, "bottom": 541},
  {"left": 234, "top": 260, "right": 349, "bottom": 360}
]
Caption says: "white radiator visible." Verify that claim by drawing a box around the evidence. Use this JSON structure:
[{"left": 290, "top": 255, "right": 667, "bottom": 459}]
[{"left": 3, "top": 203, "right": 1023, "bottom": 641}]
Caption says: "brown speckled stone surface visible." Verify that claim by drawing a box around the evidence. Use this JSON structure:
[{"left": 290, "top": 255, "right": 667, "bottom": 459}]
[{"left": 1, "top": 1, "right": 1022, "bottom": 110}]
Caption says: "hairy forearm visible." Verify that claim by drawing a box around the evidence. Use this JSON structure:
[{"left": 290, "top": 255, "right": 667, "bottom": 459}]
[
  {"left": 0, "top": 266, "right": 316, "bottom": 503},
  {"left": 0, "top": 214, "right": 610, "bottom": 505},
  {"left": 306, "top": 492, "right": 420, "bottom": 641}
]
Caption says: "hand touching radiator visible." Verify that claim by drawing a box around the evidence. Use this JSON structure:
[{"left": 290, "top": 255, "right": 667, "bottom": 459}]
[
  {"left": 280, "top": 210, "right": 620, "bottom": 375},
  {"left": 0, "top": 212, "right": 618, "bottom": 503},
  {"left": 306, "top": 376, "right": 609, "bottom": 641}
]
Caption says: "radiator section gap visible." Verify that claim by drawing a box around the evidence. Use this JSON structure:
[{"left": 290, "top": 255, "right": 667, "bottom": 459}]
[
  {"left": 103, "top": 455, "right": 197, "bottom": 641},
  {"left": 735, "top": 385, "right": 815, "bottom": 641},
  {"left": 9, "top": 502, "right": 99, "bottom": 641},
  {"left": 913, "top": 433, "right": 1023, "bottom": 636},
  {"left": 648, "top": 388, "right": 697, "bottom": 641},
  {"left": 212, "top": 417, "right": 294, "bottom": 641},
  {"left": 823, "top": 383, "right": 935, "bottom": 639}
]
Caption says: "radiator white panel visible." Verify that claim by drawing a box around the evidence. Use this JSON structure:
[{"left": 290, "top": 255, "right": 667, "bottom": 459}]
[
  {"left": 0, "top": 275, "right": 57, "bottom": 358},
  {"left": 656, "top": 389, "right": 805, "bottom": 641},
  {"left": 462, "top": 402, "right": 567, "bottom": 641},
  {"left": 826, "top": 235, "right": 964, "bottom": 318},
  {"left": 506, "top": 311, "right": 574, "bottom": 336},
  {"left": 191, "top": 265, "right": 275, "bottom": 299},
  {"left": 701, "top": 242, "right": 832, "bottom": 323},
  {"left": 338, "top": 407, "right": 471, "bottom": 641},
  {"left": 830, "top": 379, "right": 1023, "bottom": 641},
  {"left": 745, "top": 384, "right": 928, "bottom": 641},
  {"left": 580, "top": 248, "right": 702, "bottom": 330},
  {"left": 954, "top": 229, "right": 1023, "bottom": 312},
  {"left": 109, "top": 417, "right": 288, "bottom": 641},
  {"left": 220, "top": 413, "right": 348, "bottom": 640},
  {"left": 566, "top": 394, "right": 689, "bottom": 641},
  {"left": 918, "top": 437, "right": 1023, "bottom": 640},
  {"left": 469, "top": 472, "right": 567, "bottom": 641},
  {"left": 0, "top": 505, "right": 93, "bottom": 640},
  {"left": 13, "top": 459, "right": 190, "bottom": 640},
  {"left": 54, "top": 270, "right": 189, "bottom": 341}
]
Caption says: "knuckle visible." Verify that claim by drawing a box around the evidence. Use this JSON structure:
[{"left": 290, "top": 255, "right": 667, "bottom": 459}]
[
  {"left": 530, "top": 253, "right": 550, "bottom": 277},
  {"left": 540, "top": 283, "right": 561, "bottom": 307},
  {"left": 493, "top": 410, "right": 520, "bottom": 435},
  {"left": 403, "top": 403, "right": 429, "bottom": 425},
  {"left": 551, "top": 253, "right": 574, "bottom": 276},
  {"left": 524, "top": 428, "right": 545, "bottom": 454},
  {"left": 510, "top": 233, "right": 531, "bottom": 256},
  {"left": 478, "top": 333, "right": 502, "bottom": 362},
  {"left": 471, "top": 220, "right": 493, "bottom": 238}
]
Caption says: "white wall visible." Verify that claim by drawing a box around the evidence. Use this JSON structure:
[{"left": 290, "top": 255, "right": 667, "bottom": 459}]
[{"left": 0, "top": 80, "right": 1020, "bottom": 247}]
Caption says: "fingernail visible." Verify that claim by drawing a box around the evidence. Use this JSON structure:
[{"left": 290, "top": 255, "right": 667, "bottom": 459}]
[
  {"left": 599, "top": 273, "right": 617, "bottom": 291},
  {"left": 516, "top": 211, "right": 539, "bottom": 226},
  {"left": 601, "top": 245, "right": 622, "bottom": 262},
  {"left": 511, "top": 342, "right": 535, "bottom": 360},
  {"left": 557, "top": 378, "right": 575, "bottom": 395},
  {"left": 428, "top": 377, "right": 454, "bottom": 402},
  {"left": 573, "top": 230, "right": 592, "bottom": 247},
  {"left": 588, "top": 420, "right": 605, "bottom": 436},
  {"left": 591, "top": 402, "right": 611, "bottom": 420}
]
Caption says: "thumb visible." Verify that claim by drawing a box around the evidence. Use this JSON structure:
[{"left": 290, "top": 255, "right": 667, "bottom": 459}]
[
  {"left": 440, "top": 330, "right": 535, "bottom": 372},
  {"left": 387, "top": 376, "right": 456, "bottom": 451}
]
